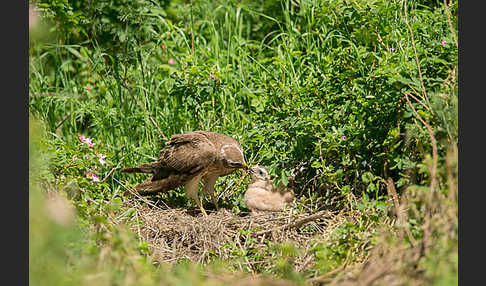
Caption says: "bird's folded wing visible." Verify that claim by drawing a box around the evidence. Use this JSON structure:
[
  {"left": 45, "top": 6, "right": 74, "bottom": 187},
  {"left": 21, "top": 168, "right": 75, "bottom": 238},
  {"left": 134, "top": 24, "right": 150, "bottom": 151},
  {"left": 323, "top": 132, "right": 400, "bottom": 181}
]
[{"left": 158, "top": 132, "right": 217, "bottom": 174}]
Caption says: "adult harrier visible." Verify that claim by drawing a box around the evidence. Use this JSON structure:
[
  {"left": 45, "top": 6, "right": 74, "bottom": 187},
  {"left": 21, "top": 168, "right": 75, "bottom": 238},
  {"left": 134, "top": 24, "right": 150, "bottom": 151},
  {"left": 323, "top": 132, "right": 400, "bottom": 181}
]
[{"left": 121, "top": 131, "right": 247, "bottom": 216}]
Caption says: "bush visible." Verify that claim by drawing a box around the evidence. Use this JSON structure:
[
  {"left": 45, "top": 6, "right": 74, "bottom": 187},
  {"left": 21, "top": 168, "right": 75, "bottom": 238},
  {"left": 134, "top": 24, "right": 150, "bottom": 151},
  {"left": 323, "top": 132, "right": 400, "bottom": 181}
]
[
  {"left": 29, "top": 0, "right": 457, "bottom": 284},
  {"left": 30, "top": 0, "right": 457, "bottom": 202}
]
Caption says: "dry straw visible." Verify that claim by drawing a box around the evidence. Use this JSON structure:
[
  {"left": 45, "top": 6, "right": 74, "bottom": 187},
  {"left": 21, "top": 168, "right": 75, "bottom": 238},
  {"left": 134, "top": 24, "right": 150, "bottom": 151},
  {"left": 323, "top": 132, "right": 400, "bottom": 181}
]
[{"left": 118, "top": 197, "right": 352, "bottom": 267}]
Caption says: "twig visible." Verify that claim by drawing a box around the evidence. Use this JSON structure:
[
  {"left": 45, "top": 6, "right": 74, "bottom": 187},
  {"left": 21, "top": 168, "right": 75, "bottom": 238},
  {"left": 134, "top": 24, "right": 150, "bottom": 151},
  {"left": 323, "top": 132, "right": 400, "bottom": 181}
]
[
  {"left": 375, "top": 27, "right": 387, "bottom": 50},
  {"left": 135, "top": 209, "right": 142, "bottom": 243},
  {"left": 233, "top": 169, "right": 249, "bottom": 191},
  {"left": 29, "top": 92, "right": 73, "bottom": 98},
  {"left": 443, "top": 0, "right": 458, "bottom": 47},
  {"left": 297, "top": 253, "right": 315, "bottom": 273},
  {"left": 403, "top": 0, "right": 430, "bottom": 107},
  {"left": 58, "top": 162, "right": 79, "bottom": 174},
  {"left": 446, "top": 144, "right": 457, "bottom": 202},
  {"left": 208, "top": 116, "right": 222, "bottom": 130},
  {"left": 307, "top": 261, "right": 346, "bottom": 284},
  {"left": 101, "top": 163, "right": 121, "bottom": 182},
  {"left": 407, "top": 92, "right": 431, "bottom": 111},
  {"left": 190, "top": 0, "right": 195, "bottom": 56},
  {"left": 149, "top": 116, "right": 168, "bottom": 141},
  {"left": 218, "top": 169, "right": 249, "bottom": 201},
  {"left": 404, "top": 92, "right": 438, "bottom": 193},
  {"left": 385, "top": 177, "right": 417, "bottom": 247},
  {"left": 137, "top": 47, "right": 148, "bottom": 104},
  {"left": 349, "top": 0, "right": 362, "bottom": 10},
  {"left": 252, "top": 210, "right": 331, "bottom": 236},
  {"left": 412, "top": 118, "right": 425, "bottom": 135},
  {"left": 113, "top": 177, "right": 166, "bottom": 211}
]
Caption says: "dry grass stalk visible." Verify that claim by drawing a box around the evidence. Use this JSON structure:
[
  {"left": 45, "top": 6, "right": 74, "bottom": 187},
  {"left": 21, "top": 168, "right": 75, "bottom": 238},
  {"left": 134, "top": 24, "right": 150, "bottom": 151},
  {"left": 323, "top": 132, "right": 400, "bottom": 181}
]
[
  {"left": 443, "top": 0, "right": 458, "bottom": 47},
  {"left": 326, "top": 155, "right": 457, "bottom": 286},
  {"left": 404, "top": 92, "right": 438, "bottom": 193},
  {"left": 403, "top": 0, "right": 430, "bottom": 107},
  {"left": 385, "top": 178, "right": 417, "bottom": 247},
  {"left": 252, "top": 210, "right": 331, "bottom": 237},
  {"left": 207, "top": 272, "right": 298, "bottom": 286},
  {"left": 117, "top": 198, "right": 351, "bottom": 268}
]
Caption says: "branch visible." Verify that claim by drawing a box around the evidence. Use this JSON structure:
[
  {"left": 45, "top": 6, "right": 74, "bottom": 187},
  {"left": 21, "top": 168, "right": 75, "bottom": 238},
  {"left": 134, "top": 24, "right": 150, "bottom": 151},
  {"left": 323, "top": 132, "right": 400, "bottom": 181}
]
[
  {"left": 403, "top": 0, "right": 430, "bottom": 107},
  {"left": 385, "top": 177, "right": 417, "bottom": 247},
  {"left": 101, "top": 163, "right": 121, "bottom": 182},
  {"left": 404, "top": 92, "right": 438, "bottom": 193},
  {"left": 149, "top": 116, "right": 169, "bottom": 142},
  {"left": 252, "top": 210, "right": 331, "bottom": 237},
  {"left": 443, "top": 0, "right": 458, "bottom": 47}
]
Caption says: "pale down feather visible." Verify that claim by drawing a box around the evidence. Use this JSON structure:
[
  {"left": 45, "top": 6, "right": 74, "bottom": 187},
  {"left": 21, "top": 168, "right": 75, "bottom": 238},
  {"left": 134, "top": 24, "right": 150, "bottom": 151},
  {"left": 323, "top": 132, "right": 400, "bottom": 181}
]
[{"left": 244, "top": 166, "right": 295, "bottom": 215}]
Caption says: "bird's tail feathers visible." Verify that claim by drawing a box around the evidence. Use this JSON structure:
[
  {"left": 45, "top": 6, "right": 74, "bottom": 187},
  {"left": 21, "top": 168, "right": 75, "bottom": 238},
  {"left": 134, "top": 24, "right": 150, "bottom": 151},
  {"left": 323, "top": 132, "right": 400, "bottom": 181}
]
[{"left": 132, "top": 173, "right": 193, "bottom": 195}]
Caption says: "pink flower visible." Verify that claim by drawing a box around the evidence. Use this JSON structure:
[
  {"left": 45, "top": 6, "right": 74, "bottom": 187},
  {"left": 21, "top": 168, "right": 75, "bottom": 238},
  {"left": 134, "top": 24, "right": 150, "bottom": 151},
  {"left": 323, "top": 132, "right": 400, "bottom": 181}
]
[
  {"left": 168, "top": 58, "right": 175, "bottom": 64},
  {"left": 78, "top": 135, "right": 96, "bottom": 147},
  {"left": 341, "top": 136, "right": 347, "bottom": 139},
  {"left": 209, "top": 74, "right": 216, "bottom": 79},
  {"left": 98, "top": 154, "right": 107, "bottom": 165},
  {"left": 86, "top": 87, "right": 91, "bottom": 91},
  {"left": 441, "top": 40, "right": 447, "bottom": 46},
  {"left": 85, "top": 138, "right": 95, "bottom": 147},
  {"left": 84, "top": 170, "right": 100, "bottom": 182}
]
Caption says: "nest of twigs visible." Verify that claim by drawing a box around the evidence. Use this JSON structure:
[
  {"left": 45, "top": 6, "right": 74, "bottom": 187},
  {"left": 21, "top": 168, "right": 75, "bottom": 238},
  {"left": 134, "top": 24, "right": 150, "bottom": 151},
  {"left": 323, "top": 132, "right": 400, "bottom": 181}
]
[{"left": 122, "top": 197, "right": 354, "bottom": 265}]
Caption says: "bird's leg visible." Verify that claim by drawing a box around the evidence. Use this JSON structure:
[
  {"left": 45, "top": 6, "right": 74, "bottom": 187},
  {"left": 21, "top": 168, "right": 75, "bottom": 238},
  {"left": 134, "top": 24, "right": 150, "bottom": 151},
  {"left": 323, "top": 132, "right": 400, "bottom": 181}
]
[
  {"left": 203, "top": 174, "right": 220, "bottom": 211},
  {"left": 209, "top": 192, "right": 219, "bottom": 211},
  {"left": 184, "top": 175, "right": 207, "bottom": 216},
  {"left": 195, "top": 196, "right": 208, "bottom": 217}
]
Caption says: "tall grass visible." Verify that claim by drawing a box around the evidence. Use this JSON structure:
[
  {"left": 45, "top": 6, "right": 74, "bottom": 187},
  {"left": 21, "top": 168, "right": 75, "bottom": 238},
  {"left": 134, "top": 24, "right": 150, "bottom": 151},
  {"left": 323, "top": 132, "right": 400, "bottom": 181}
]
[{"left": 29, "top": 0, "right": 457, "bottom": 284}]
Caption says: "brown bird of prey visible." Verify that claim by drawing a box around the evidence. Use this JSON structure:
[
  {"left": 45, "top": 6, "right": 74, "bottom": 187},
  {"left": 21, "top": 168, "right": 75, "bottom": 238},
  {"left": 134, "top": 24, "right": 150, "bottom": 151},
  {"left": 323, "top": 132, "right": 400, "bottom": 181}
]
[
  {"left": 121, "top": 131, "right": 247, "bottom": 216},
  {"left": 244, "top": 166, "right": 295, "bottom": 215}
]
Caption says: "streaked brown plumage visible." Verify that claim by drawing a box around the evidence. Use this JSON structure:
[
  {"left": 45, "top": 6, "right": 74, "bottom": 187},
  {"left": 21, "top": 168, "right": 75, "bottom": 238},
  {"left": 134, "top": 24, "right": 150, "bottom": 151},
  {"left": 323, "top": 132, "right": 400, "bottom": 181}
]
[
  {"left": 244, "top": 166, "right": 295, "bottom": 215},
  {"left": 121, "top": 131, "right": 247, "bottom": 216}
]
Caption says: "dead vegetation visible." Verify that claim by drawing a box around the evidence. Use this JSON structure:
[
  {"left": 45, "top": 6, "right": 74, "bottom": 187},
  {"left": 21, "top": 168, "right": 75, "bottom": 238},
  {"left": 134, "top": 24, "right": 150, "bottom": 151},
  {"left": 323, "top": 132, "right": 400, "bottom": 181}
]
[
  {"left": 109, "top": 163, "right": 456, "bottom": 286},
  {"left": 120, "top": 197, "right": 352, "bottom": 267},
  {"left": 308, "top": 145, "right": 458, "bottom": 286},
  {"left": 105, "top": 142, "right": 457, "bottom": 286}
]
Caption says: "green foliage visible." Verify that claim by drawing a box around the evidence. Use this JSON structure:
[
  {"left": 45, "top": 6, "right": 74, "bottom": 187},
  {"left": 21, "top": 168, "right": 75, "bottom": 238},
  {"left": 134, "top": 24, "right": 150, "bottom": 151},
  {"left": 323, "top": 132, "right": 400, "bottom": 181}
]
[
  {"left": 29, "top": 0, "right": 457, "bottom": 284},
  {"left": 313, "top": 219, "right": 375, "bottom": 275},
  {"left": 420, "top": 238, "right": 458, "bottom": 286},
  {"left": 268, "top": 242, "right": 305, "bottom": 282},
  {"left": 30, "top": 0, "right": 457, "bottom": 202}
]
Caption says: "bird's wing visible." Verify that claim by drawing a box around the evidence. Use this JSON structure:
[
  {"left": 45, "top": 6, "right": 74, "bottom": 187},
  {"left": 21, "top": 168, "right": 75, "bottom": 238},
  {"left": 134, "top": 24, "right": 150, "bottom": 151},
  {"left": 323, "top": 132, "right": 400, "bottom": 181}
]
[{"left": 157, "top": 132, "right": 218, "bottom": 175}]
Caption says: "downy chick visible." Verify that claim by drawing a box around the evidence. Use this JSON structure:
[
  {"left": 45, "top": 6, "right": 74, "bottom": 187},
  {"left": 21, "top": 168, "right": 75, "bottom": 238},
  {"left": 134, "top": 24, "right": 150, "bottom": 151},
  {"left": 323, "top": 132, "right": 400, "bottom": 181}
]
[{"left": 244, "top": 166, "right": 294, "bottom": 215}]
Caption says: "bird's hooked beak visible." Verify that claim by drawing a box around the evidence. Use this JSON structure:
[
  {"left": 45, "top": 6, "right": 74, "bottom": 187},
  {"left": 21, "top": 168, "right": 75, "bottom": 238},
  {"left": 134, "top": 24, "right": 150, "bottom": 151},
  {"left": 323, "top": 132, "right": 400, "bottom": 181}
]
[{"left": 229, "top": 161, "right": 248, "bottom": 169}]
